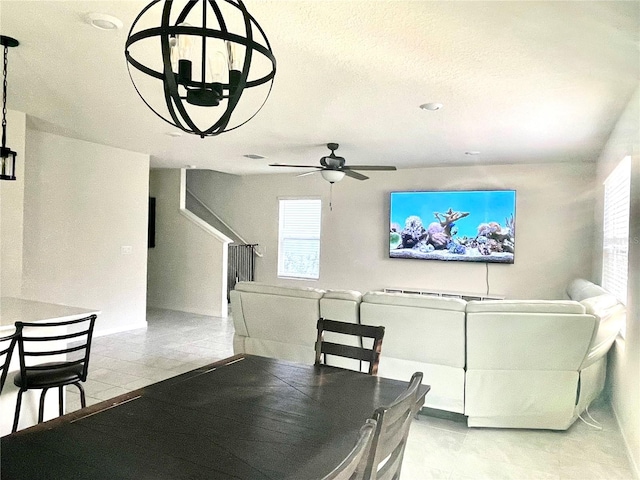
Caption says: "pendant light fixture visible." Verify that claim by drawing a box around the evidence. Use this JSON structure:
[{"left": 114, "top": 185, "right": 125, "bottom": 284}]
[
  {"left": 0, "top": 36, "right": 19, "bottom": 181},
  {"left": 125, "top": 0, "right": 276, "bottom": 138}
]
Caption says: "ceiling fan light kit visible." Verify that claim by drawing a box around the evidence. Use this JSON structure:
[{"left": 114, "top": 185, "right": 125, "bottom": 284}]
[
  {"left": 124, "top": 0, "right": 276, "bottom": 138},
  {"left": 0, "top": 35, "right": 19, "bottom": 181},
  {"left": 320, "top": 170, "right": 345, "bottom": 184}
]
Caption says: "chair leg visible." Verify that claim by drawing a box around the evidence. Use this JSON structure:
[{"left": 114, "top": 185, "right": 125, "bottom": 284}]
[
  {"left": 12, "top": 389, "right": 25, "bottom": 433},
  {"left": 38, "top": 387, "right": 49, "bottom": 423},
  {"left": 58, "top": 386, "right": 64, "bottom": 416},
  {"left": 75, "top": 382, "right": 87, "bottom": 408}
]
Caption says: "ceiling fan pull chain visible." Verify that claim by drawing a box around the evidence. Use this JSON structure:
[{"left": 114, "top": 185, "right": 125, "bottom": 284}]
[{"left": 329, "top": 183, "right": 333, "bottom": 211}]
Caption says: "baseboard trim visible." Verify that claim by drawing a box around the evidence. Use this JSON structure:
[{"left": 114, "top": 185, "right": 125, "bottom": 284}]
[
  {"left": 94, "top": 321, "right": 148, "bottom": 338},
  {"left": 612, "top": 401, "right": 640, "bottom": 479}
]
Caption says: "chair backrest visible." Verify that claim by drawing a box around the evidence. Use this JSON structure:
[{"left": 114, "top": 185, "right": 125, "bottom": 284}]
[
  {"left": 365, "top": 372, "right": 423, "bottom": 480},
  {"left": 0, "top": 329, "right": 19, "bottom": 393},
  {"left": 321, "top": 419, "right": 377, "bottom": 480},
  {"left": 15, "top": 315, "right": 97, "bottom": 386},
  {"left": 315, "top": 318, "right": 385, "bottom": 375}
]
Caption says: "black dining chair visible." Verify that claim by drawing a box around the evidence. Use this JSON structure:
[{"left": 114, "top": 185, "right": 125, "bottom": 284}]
[
  {"left": 365, "top": 371, "right": 424, "bottom": 480},
  {"left": 315, "top": 318, "right": 385, "bottom": 375},
  {"left": 12, "top": 314, "right": 97, "bottom": 432},
  {"left": 0, "top": 329, "right": 19, "bottom": 394},
  {"left": 321, "top": 418, "right": 377, "bottom": 480}
]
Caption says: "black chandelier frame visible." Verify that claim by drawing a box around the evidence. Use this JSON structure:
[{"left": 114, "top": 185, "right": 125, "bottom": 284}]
[{"left": 125, "top": 0, "right": 276, "bottom": 138}]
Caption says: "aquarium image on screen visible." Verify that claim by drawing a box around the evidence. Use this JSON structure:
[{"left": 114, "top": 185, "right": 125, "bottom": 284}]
[{"left": 389, "top": 190, "right": 516, "bottom": 263}]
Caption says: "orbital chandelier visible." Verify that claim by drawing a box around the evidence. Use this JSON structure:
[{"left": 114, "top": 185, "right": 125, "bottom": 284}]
[
  {"left": 125, "top": 0, "right": 276, "bottom": 138},
  {"left": 0, "top": 35, "right": 19, "bottom": 181}
]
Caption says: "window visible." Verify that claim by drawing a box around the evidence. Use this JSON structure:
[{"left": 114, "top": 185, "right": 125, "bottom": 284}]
[
  {"left": 278, "top": 198, "right": 321, "bottom": 279},
  {"left": 602, "top": 156, "right": 631, "bottom": 318}
]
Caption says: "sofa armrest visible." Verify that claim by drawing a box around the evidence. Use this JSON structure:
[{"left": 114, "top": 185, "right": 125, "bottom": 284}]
[
  {"left": 580, "top": 294, "right": 626, "bottom": 367},
  {"left": 566, "top": 278, "right": 608, "bottom": 302}
]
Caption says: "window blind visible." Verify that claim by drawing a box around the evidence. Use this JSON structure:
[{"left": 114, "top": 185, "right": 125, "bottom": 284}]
[
  {"left": 602, "top": 156, "right": 631, "bottom": 318},
  {"left": 278, "top": 199, "right": 321, "bottom": 279}
]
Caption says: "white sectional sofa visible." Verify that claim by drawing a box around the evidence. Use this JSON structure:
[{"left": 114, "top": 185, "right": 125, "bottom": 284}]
[{"left": 229, "top": 279, "right": 625, "bottom": 430}]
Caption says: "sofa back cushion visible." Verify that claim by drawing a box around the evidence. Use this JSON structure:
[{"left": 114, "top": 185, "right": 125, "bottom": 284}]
[
  {"left": 230, "top": 282, "right": 324, "bottom": 363},
  {"left": 360, "top": 292, "right": 467, "bottom": 368},
  {"left": 466, "top": 300, "right": 597, "bottom": 370},
  {"left": 319, "top": 290, "right": 363, "bottom": 370},
  {"left": 320, "top": 289, "right": 362, "bottom": 323}
]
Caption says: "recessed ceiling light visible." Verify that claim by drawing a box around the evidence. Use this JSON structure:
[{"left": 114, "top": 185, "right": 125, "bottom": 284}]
[
  {"left": 465, "top": 151, "right": 481, "bottom": 156},
  {"left": 166, "top": 131, "right": 183, "bottom": 137},
  {"left": 87, "top": 13, "right": 123, "bottom": 31},
  {"left": 419, "top": 103, "right": 443, "bottom": 111},
  {"left": 184, "top": 165, "right": 197, "bottom": 169},
  {"left": 243, "top": 154, "right": 265, "bottom": 160}
]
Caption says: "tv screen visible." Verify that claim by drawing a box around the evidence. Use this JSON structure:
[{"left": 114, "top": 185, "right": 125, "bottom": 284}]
[{"left": 389, "top": 190, "right": 516, "bottom": 263}]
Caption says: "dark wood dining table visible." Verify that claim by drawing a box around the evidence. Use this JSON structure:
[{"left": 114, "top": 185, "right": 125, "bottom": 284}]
[{"left": 1, "top": 354, "right": 429, "bottom": 480}]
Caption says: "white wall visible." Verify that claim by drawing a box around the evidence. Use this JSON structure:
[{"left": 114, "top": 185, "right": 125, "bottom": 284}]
[
  {"left": 147, "top": 169, "right": 229, "bottom": 317},
  {"left": 0, "top": 110, "right": 26, "bottom": 297},
  {"left": 595, "top": 86, "right": 640, "bottom": 478},
  {"left": 187, "top": 161, "right": 596, "bottom": 300},
  {"left": 22, "top": 130, "right": 150, "bottom": 335}
]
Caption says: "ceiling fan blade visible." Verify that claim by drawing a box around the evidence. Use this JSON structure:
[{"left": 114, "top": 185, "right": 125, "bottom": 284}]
[
  {"left": 269, "top": 163, "right": 323, "bottom": 168},
  {"left": 344, "top": 170, "right": 369, "bottom": 181},
  {"left": 296, "top": 171, "right": 319, "bottom": 177},
  {"left": 342, "top": 165, "right": 397, "bottom": 171}
]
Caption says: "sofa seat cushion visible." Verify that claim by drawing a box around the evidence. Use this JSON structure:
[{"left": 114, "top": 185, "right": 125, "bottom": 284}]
[{"left": 466, "top": 300, "right": 586, "bottom": 314}]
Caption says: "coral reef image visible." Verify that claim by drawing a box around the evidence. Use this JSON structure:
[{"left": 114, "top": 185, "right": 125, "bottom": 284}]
[{"left": 389, "top": 191, "right": 516, "bottom": 264}]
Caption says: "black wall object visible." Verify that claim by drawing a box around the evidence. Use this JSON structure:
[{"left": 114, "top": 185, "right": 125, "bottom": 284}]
[{"left": 148, "top": 197, "right": 156, "bottom": 248}]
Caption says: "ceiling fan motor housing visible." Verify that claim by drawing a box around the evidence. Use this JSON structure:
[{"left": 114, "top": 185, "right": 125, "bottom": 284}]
[{"left": 321, "top": 154, "right": 345, "bottom": 169}]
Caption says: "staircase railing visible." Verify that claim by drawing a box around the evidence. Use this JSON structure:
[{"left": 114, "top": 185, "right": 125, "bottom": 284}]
[{"left": 228, "top": 244, "right": 257, "bottom": 301}]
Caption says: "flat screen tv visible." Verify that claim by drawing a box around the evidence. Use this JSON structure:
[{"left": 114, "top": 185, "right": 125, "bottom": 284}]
[{"left": 389, "top": 190, "right": 516, "bottom": 263}]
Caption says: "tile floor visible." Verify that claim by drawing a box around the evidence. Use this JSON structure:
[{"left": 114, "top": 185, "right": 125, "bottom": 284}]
[{"left": 68, "top": 308, "right": 636, "bottom": 480}]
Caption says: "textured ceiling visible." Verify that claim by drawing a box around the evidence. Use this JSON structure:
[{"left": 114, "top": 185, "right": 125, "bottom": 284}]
[{"left": 1, "top": 0, "right": 638, "bottom": 175}]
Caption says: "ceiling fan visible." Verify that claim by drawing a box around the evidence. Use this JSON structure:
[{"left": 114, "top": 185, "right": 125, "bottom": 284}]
[{"left": 269, "top": 143, "right": 397, "bottom": 183}]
